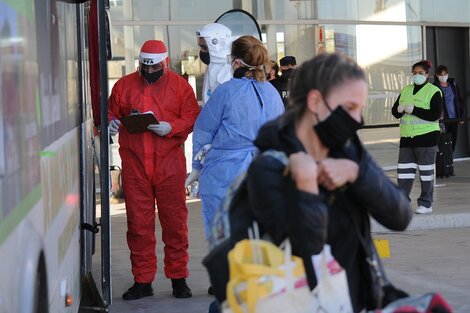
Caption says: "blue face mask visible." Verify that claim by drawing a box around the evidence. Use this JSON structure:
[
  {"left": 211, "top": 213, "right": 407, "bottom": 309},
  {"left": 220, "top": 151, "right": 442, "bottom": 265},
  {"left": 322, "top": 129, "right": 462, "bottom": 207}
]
[{"left": 412, "top": 74, "right": 426, "bottom": 85}]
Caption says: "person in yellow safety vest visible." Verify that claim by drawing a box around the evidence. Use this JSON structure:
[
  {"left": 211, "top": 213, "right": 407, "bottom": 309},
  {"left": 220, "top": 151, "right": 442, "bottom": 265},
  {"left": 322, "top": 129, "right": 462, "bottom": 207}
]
[{"left": 392, "top": 60, "right": 443, "bottom": 215}]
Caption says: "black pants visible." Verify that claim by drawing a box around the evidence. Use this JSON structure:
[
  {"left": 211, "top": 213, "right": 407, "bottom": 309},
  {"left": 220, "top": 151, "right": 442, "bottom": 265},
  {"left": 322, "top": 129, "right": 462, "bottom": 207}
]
[{"left": 445, "top": 122, "right": 458, "bottom": 152}]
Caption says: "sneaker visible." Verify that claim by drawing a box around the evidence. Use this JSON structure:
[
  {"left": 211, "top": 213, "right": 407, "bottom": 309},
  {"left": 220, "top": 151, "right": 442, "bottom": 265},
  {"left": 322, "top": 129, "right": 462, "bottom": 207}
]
[
  {"left": 171, "top": 278, "right": 192, "bottom": 298},
  {"left": 122, "top": 282, "right": 154, "bottom": 300},
  {"left": 415, "top": 206, "right": 432, "bottom": 214}
]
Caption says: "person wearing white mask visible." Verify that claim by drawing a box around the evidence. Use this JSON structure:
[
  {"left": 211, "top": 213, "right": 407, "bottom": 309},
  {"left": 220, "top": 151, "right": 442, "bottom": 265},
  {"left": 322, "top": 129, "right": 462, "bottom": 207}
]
[
  {"left": 433, "top": 64, "right": 465, "bottom": 153},
  {"left": 196, "top": 22, "right": 235, "bottom": 105},
  {"left": 392, "top": 60, "right": 443, "bottom": 214},
  {"left": 186, "top": 35, "right": 284, "bottom": 241},
  {"left": 186, "top": 37, "right": 284, "bottom": 301}
]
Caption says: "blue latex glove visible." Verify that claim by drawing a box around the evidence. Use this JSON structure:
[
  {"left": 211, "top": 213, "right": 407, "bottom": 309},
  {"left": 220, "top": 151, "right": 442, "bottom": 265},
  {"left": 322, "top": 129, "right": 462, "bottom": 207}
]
[
  {"left": 109, "top": 119, "right": 121, "bottom": 136},
  {"left": 194, "top": 144, "right": 212, "bottom": 164},
  {"left": 184, "top": 169, "right": 200, "bottom": 188}
]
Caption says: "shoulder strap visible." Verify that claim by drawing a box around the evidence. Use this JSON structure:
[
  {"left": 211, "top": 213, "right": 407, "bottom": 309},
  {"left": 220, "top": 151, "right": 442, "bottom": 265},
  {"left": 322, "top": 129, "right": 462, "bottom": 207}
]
[
  {"left": 340, "top": 194, "right": 390, "bottom": 286},
  {"left": 261, "top": 149, "right": 289, "bottom": 166}
]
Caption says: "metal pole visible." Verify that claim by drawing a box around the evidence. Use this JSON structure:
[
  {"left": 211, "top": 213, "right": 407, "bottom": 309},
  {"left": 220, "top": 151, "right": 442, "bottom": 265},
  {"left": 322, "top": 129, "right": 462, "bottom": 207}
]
[{"left": 97, "top": 0, "right": 112, "bottom": 306}]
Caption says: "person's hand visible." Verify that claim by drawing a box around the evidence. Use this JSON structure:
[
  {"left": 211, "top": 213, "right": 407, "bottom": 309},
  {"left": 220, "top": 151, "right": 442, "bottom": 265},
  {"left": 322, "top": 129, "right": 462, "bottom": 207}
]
[
  {"left": 109, "top": 119, "right": 121, "bottom": 136},
  {"left": 185, "top": 169, "right": 201, "bottom": 188},
  {"left": 148, "top": 121, "right": 172, "bottom": 136},
  {"left": 405, "top": 105, "right": 414, "bottom": 114},
  {"left": 194, "top": 144, "right": 212, "bottom": 164},
  {"left": 284, "top": 152, "right": 319, "bottom": 194},
  {"left": 397, "top": 105, "right": 405, "bottom": 113},
  {"left": 317, "top": 158, "right": 359, "bottom": 191}
]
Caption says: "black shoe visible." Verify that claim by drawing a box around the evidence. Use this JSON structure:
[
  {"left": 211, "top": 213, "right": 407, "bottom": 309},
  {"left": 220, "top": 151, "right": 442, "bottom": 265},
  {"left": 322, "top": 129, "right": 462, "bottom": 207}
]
[
  {"left": 208, "top": 286, "right": 214, "bottom": 295},
  {"left": 171, "top": 278, "right": 192, "bottom": 298},
  {"left": 122, "top": 282, "right": 154, "bottom": 300}
]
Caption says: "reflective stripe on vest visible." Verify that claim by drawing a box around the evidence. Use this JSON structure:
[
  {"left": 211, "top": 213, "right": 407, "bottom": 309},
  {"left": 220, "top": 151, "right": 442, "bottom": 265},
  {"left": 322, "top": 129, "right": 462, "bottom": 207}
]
[{"left": 399, "top": 83, "right": 441, "bottom": 138}]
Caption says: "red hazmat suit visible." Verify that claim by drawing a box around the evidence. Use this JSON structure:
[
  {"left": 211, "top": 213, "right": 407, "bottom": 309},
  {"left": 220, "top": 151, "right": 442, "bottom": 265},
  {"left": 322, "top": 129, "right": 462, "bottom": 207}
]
[{"left": 108, "top": 69, "right": 199, "bottom": 283}]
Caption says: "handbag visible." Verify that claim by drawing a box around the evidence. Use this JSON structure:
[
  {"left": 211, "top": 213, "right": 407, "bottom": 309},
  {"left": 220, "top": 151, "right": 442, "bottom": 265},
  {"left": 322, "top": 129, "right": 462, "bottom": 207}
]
[
  {"left": 343, "top": 198, "right": 452, "bottom": 312},
  {"left": 342, "top": 196, "right": 408, "bottom": 309},
  {"left": 311, "top": 244, "right": 354, "bottom": 313},
  {"left": 372, "top": 292, "right": 454, "bottom": 313},
  {"left": 222, "top": 237, "right": 314, "bottom": 313}
]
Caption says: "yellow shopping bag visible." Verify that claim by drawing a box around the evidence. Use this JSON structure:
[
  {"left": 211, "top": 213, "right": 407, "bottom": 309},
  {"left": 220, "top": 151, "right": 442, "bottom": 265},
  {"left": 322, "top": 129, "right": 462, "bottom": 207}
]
[{"left": 225, "top": 239, "right": 312, "bottom": 313}]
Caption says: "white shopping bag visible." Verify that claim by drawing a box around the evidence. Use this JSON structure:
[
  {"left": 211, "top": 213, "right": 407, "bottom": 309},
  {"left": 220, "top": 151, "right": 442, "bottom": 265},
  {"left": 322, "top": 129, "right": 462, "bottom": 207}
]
[{"left": 311, "top": 244, "right": 354, "bottom": 313}]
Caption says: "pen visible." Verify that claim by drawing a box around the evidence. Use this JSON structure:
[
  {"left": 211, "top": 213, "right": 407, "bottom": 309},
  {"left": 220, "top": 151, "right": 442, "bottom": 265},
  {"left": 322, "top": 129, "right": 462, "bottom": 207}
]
[
  {"left": 110, "top": 112, "right": 117, "bottom": 120},
  {"left": 110, "top": 113, "right": 120, "bottom": 128}
]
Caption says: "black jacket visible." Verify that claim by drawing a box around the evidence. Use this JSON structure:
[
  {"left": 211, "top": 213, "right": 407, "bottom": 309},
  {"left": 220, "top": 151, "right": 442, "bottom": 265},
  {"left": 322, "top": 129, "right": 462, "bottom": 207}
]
[
  {"left": 271, "top": 74, "right": 290, "bottom": 107},
  {"left": 433, "top": 78, "right": 465, "bottom": 121},
  {"left": 246, "top": 112, "right": 412, "bottom": 312}
]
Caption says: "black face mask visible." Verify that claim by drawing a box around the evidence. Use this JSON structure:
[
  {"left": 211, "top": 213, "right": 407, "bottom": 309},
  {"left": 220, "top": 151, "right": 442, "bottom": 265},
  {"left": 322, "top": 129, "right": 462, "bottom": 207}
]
[
  {"left": 141, "top": 68, "right": 164, "bottom": 84},
  {"left": 281, "top": 68, "right": 294, "bottom": 79},
  {"left": 199, "top": 51, "right": 210, "bottom": 65},
  {"left": 233, "top": 67, "right": 250, "bottom": 79},
  {"left": 314, "top": 106, "right": 363, "bottom": 149}
]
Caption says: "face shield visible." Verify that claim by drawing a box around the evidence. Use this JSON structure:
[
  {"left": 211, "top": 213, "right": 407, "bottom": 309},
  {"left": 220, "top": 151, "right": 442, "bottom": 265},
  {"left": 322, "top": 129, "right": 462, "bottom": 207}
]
[{"left": 196, "top": 23, "right": 234, "bottom": 64}]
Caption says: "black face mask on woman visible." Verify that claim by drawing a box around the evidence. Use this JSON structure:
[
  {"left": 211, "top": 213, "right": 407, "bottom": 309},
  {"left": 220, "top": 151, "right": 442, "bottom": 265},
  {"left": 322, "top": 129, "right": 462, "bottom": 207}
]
[
  {"left": 199, "top": 51, "right": 210, "bottom": 65},
  {"left": 141, "top": 67, "right": 164, "bottom": 84},
  {"left": 313, "top": 105, "right": 363, "bottom": 149}
]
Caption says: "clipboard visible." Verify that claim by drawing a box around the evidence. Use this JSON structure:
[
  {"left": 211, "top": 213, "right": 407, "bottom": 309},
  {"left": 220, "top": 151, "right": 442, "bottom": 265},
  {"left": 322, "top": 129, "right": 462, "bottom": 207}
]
[{"left": 121, "top": 112, "right": 159, "bottom": 134}]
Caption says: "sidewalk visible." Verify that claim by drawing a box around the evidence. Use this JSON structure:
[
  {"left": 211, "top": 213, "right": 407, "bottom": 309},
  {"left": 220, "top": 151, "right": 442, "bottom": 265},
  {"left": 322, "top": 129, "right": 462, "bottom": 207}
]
[
  {"left": 103, "top": 199, "right": 470, "bottom": 313},
  {"left": 101, "top": 200, "right": 214, "bottom": 313},
  {"left": 372, "top": 158, "right": 470, "bottom": 232},
  {"left": 100, "top": 160, "right": 470, "bottom": 313}
]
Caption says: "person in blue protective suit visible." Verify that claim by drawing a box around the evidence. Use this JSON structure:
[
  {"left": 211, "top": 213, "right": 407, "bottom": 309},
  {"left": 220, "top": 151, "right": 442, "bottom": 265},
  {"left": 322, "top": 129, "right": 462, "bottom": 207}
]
[
  {"left": 185, "top": 35, "right": 284, "bottom": 240},
  {"left": 197, "top": 23, "right": 236, "bottom": 105}
]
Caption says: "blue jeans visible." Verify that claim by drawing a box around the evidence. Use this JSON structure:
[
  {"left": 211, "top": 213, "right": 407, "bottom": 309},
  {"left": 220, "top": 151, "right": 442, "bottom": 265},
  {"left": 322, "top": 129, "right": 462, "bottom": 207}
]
[{"left": 208, "top": 300, "right": 219, "bottom": 313}]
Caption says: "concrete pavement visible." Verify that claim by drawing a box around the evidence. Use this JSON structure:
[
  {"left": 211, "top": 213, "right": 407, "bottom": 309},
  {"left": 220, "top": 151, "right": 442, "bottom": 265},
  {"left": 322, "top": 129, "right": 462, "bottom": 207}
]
[
  {"left": 372, "top": 158, "right": 470, "bottom": 232},
  {"left": 377, "top": 228, "right": 470, "bottom": 313},
  {"left": 95, "top": 159, "right": 470, "bottom": 313},
  {"left": 99, "top": 202, "right": 470, "bottom": 312}
]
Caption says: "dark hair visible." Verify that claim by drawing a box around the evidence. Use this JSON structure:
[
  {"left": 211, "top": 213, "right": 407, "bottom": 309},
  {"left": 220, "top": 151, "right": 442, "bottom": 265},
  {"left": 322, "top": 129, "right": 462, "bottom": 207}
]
[
  {"left": 231, "top": 36, "right": 268, "bottom": 82},
  {"left": 412, "top": 60, "right": 432, "bottom": 73},
  {"left": 435, "top": 64, "right": 448, "bottom": 76},
  {"left": 280, "top": 56, "right": 297, "bottom": 66},
  {"left": 288, "top": 53, "right": 365, "bottom": 113},
  {"left": 269, "top": 60, "right": 279, "bottom": 75}
]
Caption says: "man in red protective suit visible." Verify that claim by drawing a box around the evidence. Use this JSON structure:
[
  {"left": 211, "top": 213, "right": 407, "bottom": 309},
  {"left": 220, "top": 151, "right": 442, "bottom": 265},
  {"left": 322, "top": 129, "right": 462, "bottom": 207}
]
[{"left": 108, "top": 40, "right": 200, "bottom": 300}]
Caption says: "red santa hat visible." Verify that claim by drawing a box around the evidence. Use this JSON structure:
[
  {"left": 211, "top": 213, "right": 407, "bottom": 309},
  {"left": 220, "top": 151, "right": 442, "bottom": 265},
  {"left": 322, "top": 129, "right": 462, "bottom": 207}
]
[{"left": 139, "top": 40, "right": 168, "bottom": 65}]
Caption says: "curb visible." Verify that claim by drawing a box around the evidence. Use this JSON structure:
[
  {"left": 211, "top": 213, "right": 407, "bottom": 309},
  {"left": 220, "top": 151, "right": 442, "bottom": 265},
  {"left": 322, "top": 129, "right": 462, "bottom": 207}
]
[{"left": 371, "top": 213, "right": 470, "bottom": 233}]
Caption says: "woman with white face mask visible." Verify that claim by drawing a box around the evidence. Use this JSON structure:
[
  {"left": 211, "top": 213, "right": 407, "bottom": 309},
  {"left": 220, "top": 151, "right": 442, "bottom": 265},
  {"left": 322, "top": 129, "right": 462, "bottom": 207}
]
[
  {"left": 187, "top": 35, "right": 285, "bottom": 241},
  {"left": 433, "top": 65, "right": 465, "bottom": 153},
  {"left": 392, "top": 60, "right": 443, "bottom": 214}
]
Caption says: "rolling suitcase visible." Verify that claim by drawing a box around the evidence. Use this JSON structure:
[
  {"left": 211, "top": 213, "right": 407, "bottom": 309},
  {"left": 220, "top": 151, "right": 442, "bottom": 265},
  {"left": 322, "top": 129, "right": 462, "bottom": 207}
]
[{"left": 436, "top": 132, "right": 453, "bottom": 178}]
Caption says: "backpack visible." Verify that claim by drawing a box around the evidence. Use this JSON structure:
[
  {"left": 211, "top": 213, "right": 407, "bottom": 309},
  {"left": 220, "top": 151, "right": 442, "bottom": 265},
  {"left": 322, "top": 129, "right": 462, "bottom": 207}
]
[{"left": 202, "top": 149, "right": 289, "bottom": 303}]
